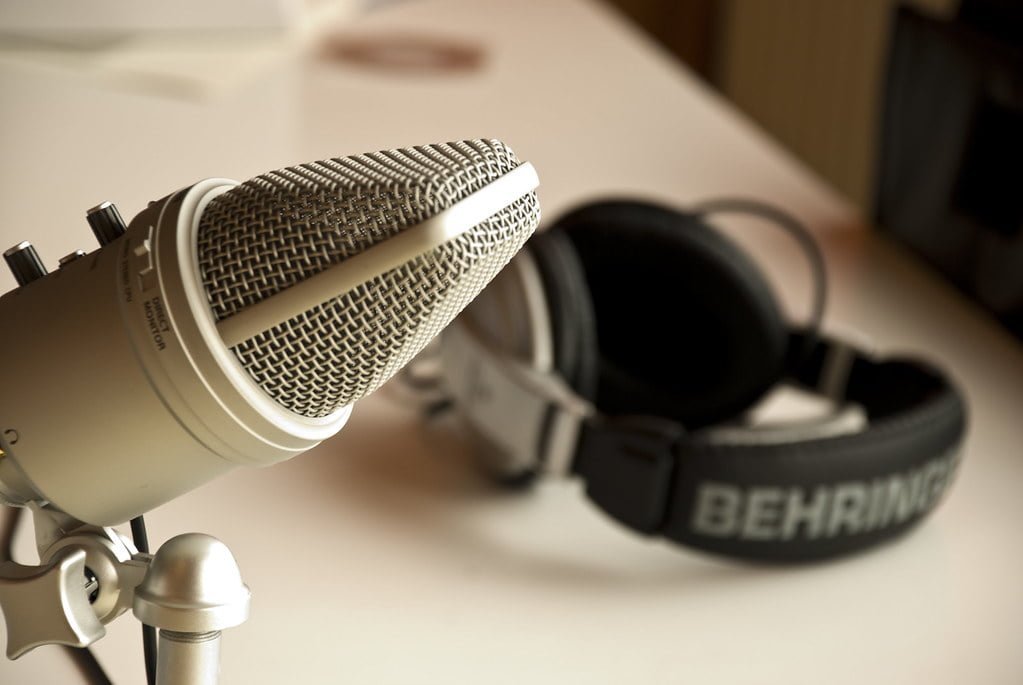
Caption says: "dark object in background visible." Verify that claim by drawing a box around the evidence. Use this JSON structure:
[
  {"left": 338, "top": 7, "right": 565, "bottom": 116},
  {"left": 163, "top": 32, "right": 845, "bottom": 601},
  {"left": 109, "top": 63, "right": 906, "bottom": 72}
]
[{"left": 876, "top": 1, "right": 1023, "bottom": 339}]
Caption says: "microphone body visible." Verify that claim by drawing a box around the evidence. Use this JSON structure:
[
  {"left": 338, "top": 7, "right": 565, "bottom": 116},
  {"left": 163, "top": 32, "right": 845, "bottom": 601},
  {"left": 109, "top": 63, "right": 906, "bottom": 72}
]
[
  {"left": 0, "top": 140, "right": 539, "bottom": 525},
  {"left": 0, "top": 180, "right": 349, "bottom": 525}
]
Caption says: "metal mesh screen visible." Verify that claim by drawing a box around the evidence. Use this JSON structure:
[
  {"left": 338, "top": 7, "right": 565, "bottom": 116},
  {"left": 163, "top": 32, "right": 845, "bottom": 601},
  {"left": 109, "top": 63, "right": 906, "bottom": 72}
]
[{"left": 196, "top": 139, "right": 539, "bottom": 417}]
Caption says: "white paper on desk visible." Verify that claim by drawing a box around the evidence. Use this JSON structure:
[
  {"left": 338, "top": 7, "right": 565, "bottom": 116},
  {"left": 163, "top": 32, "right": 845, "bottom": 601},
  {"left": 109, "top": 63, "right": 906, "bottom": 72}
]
[
  {"left": 0, "top": 0, "right": 301, "bottom": 32},
  {"left": 0, "top": 0, "right": 366, "bottom": 99}
]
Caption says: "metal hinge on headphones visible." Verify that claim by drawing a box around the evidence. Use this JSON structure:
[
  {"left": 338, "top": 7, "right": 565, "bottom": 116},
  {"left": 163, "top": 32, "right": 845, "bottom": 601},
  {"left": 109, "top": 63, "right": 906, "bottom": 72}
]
[{"left": 438, "top": 320, "right": 595, "bottom": 479}]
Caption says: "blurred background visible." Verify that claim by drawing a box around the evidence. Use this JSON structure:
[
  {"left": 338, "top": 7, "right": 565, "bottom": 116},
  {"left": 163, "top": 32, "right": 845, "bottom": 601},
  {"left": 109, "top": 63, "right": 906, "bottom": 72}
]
[
  {"left": 612, "top": 0, "right": 955, "bottom": 210},
  {"left": 608, "top": 0, "right": 1023, "bottom": 339},
  {"left": 0, "top": 0, "right": 1019, "bottom": 334}
]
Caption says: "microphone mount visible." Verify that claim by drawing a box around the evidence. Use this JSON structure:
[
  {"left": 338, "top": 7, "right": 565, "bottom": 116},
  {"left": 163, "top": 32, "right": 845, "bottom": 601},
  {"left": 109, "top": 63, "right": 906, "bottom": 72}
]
[{"left": 0, "top": 503, "right": 250, "bottom": 684}]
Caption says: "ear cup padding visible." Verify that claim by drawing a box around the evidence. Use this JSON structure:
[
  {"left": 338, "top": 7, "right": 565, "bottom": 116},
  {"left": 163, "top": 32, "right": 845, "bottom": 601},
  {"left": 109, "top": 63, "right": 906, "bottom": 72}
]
[
  {"left": 554, "top": 199, "right": 788, "bottom": 428},
  {"left": 527, "top": 230, "right": 600, "bottom": 401}
]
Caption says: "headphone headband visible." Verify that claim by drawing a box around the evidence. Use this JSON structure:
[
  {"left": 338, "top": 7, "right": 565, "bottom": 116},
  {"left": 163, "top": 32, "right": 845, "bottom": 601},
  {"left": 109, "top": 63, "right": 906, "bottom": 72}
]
[{"left": 575, "top": 332, "right": 966, "bottom": 561}]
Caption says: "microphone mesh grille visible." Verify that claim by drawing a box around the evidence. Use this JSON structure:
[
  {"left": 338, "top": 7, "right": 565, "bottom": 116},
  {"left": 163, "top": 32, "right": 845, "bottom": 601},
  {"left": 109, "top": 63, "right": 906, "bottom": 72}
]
[{"left": 196, "top": 139, "right": 538, "bottom": 418}]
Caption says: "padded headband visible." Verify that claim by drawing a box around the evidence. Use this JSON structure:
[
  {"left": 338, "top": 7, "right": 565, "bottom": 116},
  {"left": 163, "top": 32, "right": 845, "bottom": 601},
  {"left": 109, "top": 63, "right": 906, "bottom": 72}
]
[{"left": 574, "top": 332, "right": 966, "bottom": 561}]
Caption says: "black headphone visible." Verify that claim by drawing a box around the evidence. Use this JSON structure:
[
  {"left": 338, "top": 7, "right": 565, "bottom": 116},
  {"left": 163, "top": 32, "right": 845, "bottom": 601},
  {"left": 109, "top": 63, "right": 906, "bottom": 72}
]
[{"left": 434, "top": 199, "right": 967, "bottom": 562}]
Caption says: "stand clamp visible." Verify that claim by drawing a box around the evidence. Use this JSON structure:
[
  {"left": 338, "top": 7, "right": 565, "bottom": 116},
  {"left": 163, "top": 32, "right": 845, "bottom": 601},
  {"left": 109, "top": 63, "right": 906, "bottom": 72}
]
[{"left": 0, "top": 504, "right": 250, "bottom": 685}]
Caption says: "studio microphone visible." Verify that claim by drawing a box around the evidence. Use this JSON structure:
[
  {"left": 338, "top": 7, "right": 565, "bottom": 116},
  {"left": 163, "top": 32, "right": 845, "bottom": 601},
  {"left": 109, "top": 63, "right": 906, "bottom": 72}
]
[{"left": 0, "top": 139, "right": 540, "bottom": 526}]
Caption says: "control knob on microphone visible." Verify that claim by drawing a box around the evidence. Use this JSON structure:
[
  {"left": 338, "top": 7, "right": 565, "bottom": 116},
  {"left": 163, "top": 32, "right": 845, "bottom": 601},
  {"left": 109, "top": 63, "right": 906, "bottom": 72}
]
[
  {"left": 3, "top": 242, "right": 47, "bottom": 286},
  {"left": 86, "top": 201, "right": 127, "bottom": 246}
]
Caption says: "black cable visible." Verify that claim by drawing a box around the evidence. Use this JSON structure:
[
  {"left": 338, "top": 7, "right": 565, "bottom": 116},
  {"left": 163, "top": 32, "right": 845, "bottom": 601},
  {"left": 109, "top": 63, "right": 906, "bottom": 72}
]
[
  {"left": 130, "top": 515, "right": 157, "bottom": 685},
  {"left": 691, "top": 198, "right": 828, "bottom": 362},
  {"left": 1, "top": 506, "right": 113, "bottom": 684},
  {"left": 0, "top": 505, "right": 19, "bottom": 562},
  {"left": 129, "top": 516, "right": 150, "bottom": 556},
  {"left": 62, "top": 645, "right": 115, "bottom": 685}
]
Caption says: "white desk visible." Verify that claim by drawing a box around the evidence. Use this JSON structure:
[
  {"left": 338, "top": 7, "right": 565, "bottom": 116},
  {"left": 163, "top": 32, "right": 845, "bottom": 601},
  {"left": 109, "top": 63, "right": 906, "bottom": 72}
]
[{"left": 2, "top": 1, "right": 1021, "bottom": 683}]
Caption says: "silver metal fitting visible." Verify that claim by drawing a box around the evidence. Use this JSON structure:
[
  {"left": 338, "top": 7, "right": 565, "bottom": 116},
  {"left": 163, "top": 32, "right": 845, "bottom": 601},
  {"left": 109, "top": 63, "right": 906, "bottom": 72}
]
[{"left": 133, "top": 533, "right": 250, "bottom": 633}]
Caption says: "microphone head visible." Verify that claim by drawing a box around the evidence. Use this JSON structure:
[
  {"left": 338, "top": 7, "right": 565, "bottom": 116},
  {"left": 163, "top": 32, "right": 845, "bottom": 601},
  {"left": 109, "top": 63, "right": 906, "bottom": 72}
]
[{"left": 196, "top": 139, "right": 539, "bottom": 418}]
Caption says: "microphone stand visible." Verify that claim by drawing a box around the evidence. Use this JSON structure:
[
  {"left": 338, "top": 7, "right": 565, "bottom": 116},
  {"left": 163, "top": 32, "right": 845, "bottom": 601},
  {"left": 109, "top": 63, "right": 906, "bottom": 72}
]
[{"left": 0, "top": 503, "right": 250, "bottom": 685}]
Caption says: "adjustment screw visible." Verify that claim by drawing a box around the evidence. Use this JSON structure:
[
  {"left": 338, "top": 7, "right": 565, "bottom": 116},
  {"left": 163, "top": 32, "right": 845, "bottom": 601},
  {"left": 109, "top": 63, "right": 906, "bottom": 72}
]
[{"left": 58, "top": 250, "right": 87, "bottom": 268}]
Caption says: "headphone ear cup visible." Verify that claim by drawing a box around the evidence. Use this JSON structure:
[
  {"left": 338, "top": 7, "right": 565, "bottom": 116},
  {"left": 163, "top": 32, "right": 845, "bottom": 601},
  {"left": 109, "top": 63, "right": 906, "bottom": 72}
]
[
  {"left": 556, "top": 199, "right": 788, "bottom": 428},
  {"left": 527, "top": 229, "right": 599, "bottom": 401}
]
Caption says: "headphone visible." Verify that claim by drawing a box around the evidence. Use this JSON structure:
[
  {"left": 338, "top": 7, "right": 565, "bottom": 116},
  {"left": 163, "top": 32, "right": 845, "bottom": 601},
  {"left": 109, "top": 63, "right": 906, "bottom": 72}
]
[{"left": 433, "top": 199, "right": 967, "bottom": 562}]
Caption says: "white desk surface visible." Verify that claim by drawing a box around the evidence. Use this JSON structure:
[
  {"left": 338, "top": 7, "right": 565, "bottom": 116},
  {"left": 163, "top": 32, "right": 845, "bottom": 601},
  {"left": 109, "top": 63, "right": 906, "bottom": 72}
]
[{"left": 2, "top": 1, "right": 1021, "bottom": 683}]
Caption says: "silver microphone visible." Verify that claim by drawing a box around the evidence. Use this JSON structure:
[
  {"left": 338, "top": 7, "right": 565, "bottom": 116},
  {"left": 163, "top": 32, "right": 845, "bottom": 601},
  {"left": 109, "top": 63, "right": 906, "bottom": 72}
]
[{"left": 0, "top": 139, "right": 540, "bottom": 525}]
